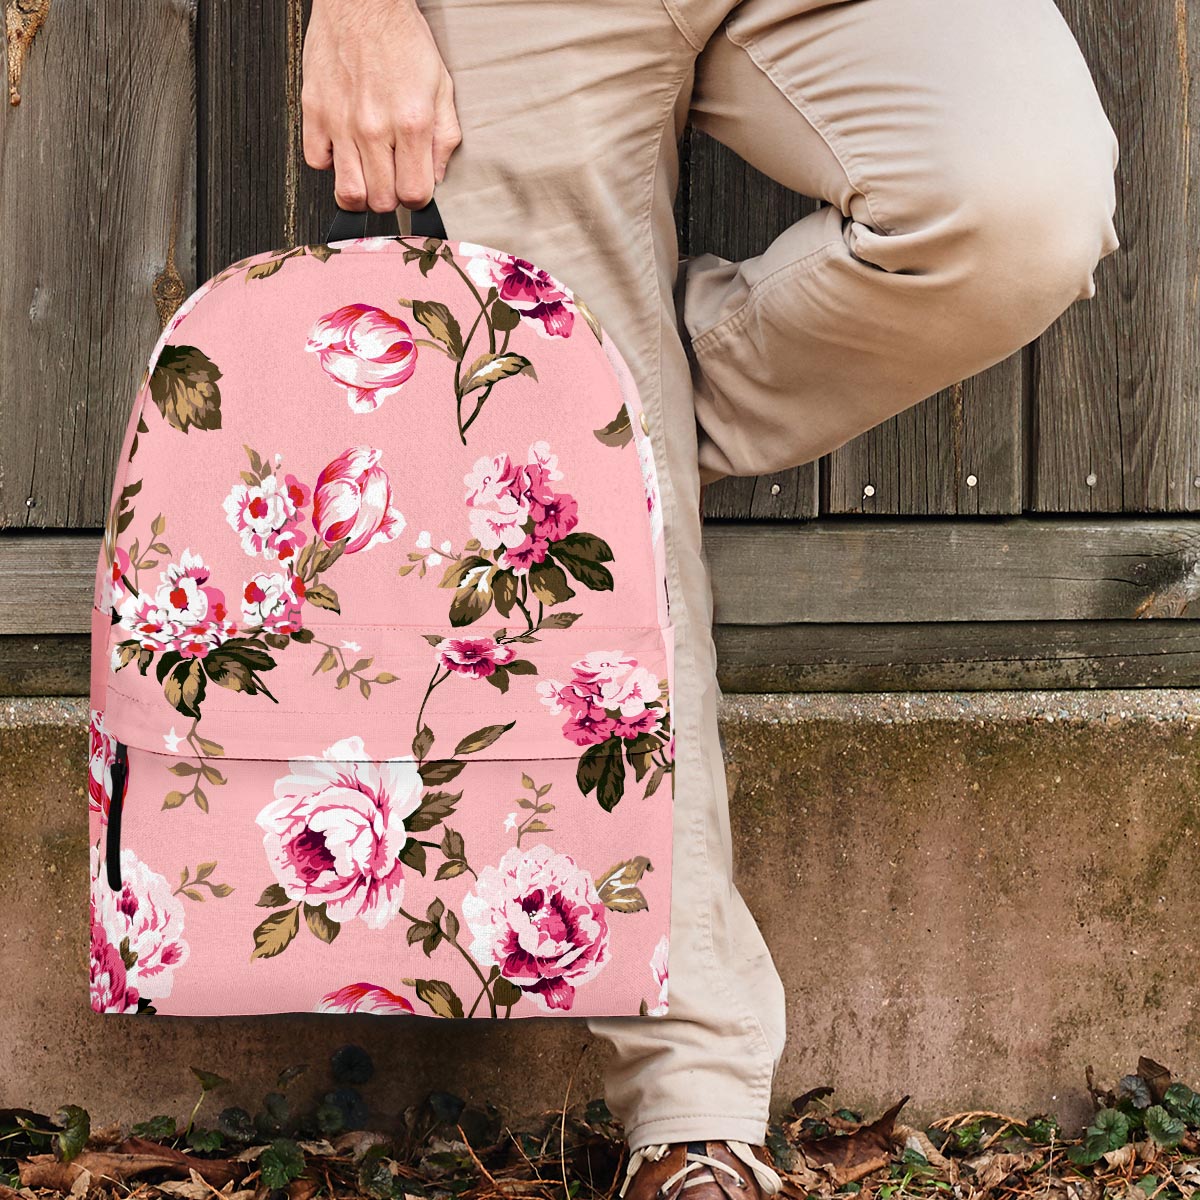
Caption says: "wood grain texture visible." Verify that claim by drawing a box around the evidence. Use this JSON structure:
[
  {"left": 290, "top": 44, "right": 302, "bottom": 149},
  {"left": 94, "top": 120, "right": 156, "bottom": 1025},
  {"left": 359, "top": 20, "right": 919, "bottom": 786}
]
[
  {"left": 1033, "top": 0, "right": 1200, "bottom": 513},
  {"left": 823, "top": 355, "right": 1025, "bottom": 516},
  {"left": 0, "top": 0, "right": 197, "bottom": 529},
  {"left": 0, "top": 535, "right": 98, "bottom": 633},
  {"left": 704, "top": 518, "right": 1200, "bottom": 624},
  {"left": 714, "top": 620, "right": 1200, "bottom": 691},
  {"left": 199, "top": 0, "right": 395, "bottom": 276},
  {"left": 0, "top": 635, "right": 89, "bottom": 695},
  {"left": 9, "top": 619, "right": 1200, "bottom": 697},
  {"left": 13, "top": 520, "right": 1200, "bottom": 637}
]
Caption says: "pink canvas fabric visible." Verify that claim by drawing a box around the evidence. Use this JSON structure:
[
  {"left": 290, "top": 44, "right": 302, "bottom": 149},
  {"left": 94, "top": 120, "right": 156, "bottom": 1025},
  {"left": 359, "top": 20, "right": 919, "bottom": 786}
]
[{"left": 88, "top": 235, "right": 675, "bottom": 1020}]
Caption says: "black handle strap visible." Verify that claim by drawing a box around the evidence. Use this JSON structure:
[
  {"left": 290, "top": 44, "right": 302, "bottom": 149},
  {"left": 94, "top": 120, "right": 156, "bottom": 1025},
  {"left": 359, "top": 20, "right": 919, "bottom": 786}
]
[{"left": 325, "top": 197, "right": 447, "bottom": 243}]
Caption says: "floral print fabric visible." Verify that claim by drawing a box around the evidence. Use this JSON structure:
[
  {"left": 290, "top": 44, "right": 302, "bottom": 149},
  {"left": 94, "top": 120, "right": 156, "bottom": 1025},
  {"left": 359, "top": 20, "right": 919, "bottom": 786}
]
[{"left": 89, "top": 235, "right": 673, "bottom": 1020}]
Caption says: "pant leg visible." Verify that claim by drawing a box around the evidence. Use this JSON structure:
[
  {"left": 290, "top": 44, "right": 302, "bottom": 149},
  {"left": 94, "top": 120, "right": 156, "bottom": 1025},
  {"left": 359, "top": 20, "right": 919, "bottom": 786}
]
[
  {"left": 684, "top": 0, "right": 1122, "bottom": 486},
  {"left": 416, "top": 0, "right": 788, "bottom": 1150}
]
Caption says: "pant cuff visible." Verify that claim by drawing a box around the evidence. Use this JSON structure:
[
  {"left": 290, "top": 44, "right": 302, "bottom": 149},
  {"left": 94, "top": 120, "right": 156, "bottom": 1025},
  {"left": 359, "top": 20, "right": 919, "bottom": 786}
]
[{"left": 623, "top": 1111, "right": 770, "bottom": 1153}]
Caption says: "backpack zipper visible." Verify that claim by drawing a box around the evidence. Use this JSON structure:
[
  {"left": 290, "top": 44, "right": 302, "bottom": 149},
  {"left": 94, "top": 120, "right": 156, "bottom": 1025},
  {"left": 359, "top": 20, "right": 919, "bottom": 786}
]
[{"left": 105, "top": 741, "right": 129, "bottom": 890}]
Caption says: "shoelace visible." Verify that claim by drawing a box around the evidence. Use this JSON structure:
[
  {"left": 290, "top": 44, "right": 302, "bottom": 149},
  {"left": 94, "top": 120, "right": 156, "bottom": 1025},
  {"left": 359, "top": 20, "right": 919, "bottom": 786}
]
[{"left": 618, "top": 1141, "right": 783, "bottom": 1199}]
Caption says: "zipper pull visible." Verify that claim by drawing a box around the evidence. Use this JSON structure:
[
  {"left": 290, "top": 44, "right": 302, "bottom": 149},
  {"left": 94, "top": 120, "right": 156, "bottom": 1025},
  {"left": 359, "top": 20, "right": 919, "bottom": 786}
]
[{"left": 105, "top": 742, "right": 129, "bottom": 891}]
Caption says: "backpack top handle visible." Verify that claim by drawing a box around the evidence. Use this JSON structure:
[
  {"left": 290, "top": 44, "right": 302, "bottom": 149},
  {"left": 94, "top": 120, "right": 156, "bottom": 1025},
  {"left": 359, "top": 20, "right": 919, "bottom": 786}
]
[{"left": 325, "top": 196, "right": 447, "bottom": 244}]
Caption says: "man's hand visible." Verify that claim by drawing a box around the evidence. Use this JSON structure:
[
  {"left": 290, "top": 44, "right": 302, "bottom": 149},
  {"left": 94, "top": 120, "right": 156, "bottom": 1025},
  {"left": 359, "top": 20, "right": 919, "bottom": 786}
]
[{"left": 302, "top": 0, "right": 461, "bottom": 212}]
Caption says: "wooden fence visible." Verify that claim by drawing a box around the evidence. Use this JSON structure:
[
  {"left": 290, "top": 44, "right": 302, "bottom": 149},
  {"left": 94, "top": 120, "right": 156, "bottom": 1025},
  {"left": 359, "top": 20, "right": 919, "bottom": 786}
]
[{"left": 1, "top": 0, "right": 1197, "bottom": 693}]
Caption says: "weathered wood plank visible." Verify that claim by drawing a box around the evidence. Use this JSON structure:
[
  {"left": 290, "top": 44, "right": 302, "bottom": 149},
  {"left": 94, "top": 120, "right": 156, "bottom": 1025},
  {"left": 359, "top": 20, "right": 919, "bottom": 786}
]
[
  {"left": 715, "top": 620, "right": 1200, "bottom": 692},
  {"left": 0, "top": 536, "right": 99, "bottom": 633},
  {"left": 823, "top": 353, "right": 1025, "bottom": 516},
  {"left": 1033, "top": 0, "right": 1199, "bottom": 512},
  {"left": 685, "top": 132, "right": 820, "bottom": 520},
  {"left": 8, "top": 618, "right": 1200, "bottom": 698},
  {"left": 10, "top": 519, "right": 1200, "bottom": 635},
  {"left": 704, "top": 518, "right": 1200, "bottom": 623},
  {"left": 0, "top": 636, "right": 90, "bottom": 696},
  {"left": 0, "top": 0, "right": 197, "bottom": 529},
  {"left": 200, "top": 0, "right": 394, "bottom": 276}
]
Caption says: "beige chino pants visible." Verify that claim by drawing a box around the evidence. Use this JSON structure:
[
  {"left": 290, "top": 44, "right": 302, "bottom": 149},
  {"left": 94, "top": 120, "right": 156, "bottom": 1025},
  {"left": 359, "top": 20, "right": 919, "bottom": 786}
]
[{"left": 418, "top": 0, "right": 1121, "bottom": 1150}]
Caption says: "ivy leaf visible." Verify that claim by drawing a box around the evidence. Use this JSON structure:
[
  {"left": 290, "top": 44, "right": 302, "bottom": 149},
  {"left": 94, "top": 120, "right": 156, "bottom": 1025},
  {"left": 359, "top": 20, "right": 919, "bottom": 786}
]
[
  {"left": 1118, "top": 1074, "right": 1153, "bottom": 1110},
  {"left": 260, "top": 1138, "right": 306, "bottom": 1189},
  {"left": 1145, "top": 1105, "right": 1186, "bottom": 1148},
  {"left": 149, "top": 346, "right": 223, "bottom": 433},
  {"left": 52, "top": 1106, "right": 90, "bottom": 1164},
  {"left": 191, "top": 1067, "right": 229, "bottom": 1092}
]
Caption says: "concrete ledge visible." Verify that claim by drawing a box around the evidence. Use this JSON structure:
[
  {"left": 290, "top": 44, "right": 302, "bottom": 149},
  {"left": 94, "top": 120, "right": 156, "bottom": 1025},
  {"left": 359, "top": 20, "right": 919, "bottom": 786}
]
[{"left": 4, "top": 693, "right": 1200, "bottom": 1131}]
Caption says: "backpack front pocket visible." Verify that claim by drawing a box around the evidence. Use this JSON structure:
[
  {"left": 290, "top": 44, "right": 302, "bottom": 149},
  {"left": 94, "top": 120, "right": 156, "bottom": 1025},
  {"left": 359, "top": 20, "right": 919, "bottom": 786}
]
[{"left": 89, "top": 619, "right": 675, "bottom": 1021}]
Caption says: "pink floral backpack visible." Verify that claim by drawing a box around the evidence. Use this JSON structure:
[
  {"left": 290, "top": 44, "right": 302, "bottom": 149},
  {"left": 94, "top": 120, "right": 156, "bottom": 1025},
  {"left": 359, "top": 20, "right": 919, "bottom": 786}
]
[{"left": 88, "top": 202, "right": 674, "bottom": 1020}]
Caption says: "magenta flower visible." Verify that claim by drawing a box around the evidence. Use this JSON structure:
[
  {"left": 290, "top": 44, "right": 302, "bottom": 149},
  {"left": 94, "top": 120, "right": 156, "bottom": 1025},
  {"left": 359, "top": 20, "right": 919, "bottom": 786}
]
[
  {"left": 317, "top": 983, "right": 415, "bottom": 1015},
  {"left": 461, "top": 845, "right": 610, "bottom": 1012},
  {"left": 306, "top": 303, "right": 418, "bottom": 412},
  {"left": 312, "top": 446, "right": 405, "bottom": 554},
  {"left": 90, "top": 847, "right": 189, "bottom": 1005},
  {"left": 90, "top": 914, "right": 139, "bottom": 1014},
  {"left": 89, "top": 709, "right": 117, "bottom": 820},
  {"left": 459, "top": 245, "right": 577, "bottom": 339},
  {"left": 436, "top": 636, "right": 517, "bottom": 679},
  {"left": 499, "top": 534, "right": 552, "bottom": 573}
]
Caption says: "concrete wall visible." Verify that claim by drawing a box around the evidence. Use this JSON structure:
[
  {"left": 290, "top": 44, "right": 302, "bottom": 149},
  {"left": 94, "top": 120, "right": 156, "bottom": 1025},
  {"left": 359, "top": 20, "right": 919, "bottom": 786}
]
[{"left": 4, "top": 692, "right": 1200, "bottom": 1133}]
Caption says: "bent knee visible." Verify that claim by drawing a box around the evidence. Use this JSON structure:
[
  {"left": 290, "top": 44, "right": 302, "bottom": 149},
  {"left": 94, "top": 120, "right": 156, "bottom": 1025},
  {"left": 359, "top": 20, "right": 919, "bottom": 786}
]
[{"left": 858, "top": 143, "right": 1119, "bottom": 348}]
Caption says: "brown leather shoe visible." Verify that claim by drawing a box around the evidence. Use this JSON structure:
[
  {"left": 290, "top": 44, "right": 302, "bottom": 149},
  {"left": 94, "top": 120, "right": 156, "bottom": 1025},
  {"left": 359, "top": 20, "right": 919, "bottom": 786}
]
[{"left": 618, "top": 1141, "right": 784, "bottom": 1200}]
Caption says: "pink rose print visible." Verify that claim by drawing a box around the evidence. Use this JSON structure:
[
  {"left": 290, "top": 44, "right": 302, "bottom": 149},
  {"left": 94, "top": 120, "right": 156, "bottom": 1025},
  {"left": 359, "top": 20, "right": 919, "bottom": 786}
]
[
  {"left": 461, "top": 844, "right": 610, "bottom": 1012},
  {"left": 313, "top": 447, "right": 405, "bottom": 554},
  {"left": 89, "top": 709, "right": 117, "bottom": 820},
  {"left": 459, "top": 244, "right": 577, "bottom": 339},
  {"left": 223, "top": 472, "right": 310, "bottom": 563},
  {"left": 90, "top": 846, "right": 190, "bottom": 1009},
  {"left": 436, "top": 636, "right": 517, "bottom": 679},
  {"left": 646, "top": 934, "right": 669, "bottom": 1016},
  {"left": 90, "top": 912, "right": 138, "bottom": 1014},
  {"left": 306, "top": 303, "right": 418, "bottom": 412},
  {"left": 463, "top": 442, "right": 578, "bottom": 574},
  {"left": 117, "top": 549, "right": 236, "bottom": 660},
  {"left": 256, "top": 736, "right": 424, "bottom": 929},
  {"left": 534, "top": 647, "right": 672, "bottom": 810},
  {"left": 537, "top": 651, "right": 663, "bottom": 747},
  {"left": 317, "top": 982, "right": 415, "bottom": 1015},
  {"left": 241, "top": 572, "right": 306, "bottom": 634}
]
